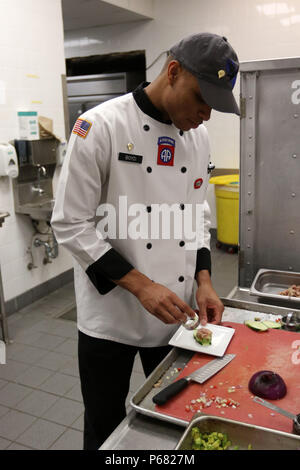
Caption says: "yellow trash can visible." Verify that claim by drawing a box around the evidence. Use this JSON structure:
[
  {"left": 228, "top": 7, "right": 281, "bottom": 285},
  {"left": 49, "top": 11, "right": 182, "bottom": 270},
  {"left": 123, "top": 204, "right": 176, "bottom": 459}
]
[{"left": 209, "top": 174, "right": 239, "bottom": 248}]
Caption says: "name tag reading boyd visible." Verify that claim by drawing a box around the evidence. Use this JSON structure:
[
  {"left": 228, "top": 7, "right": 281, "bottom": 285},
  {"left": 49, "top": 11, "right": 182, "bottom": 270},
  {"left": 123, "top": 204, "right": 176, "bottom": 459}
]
[{"left": 118, "top": 152, "right": 143, "bottom": 164}]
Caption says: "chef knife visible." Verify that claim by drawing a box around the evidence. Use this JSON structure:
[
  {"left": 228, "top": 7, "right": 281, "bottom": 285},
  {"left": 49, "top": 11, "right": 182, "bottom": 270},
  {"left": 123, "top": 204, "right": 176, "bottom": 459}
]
[{"left": 152, "top": 354, "right": 236, "bottom": 406}]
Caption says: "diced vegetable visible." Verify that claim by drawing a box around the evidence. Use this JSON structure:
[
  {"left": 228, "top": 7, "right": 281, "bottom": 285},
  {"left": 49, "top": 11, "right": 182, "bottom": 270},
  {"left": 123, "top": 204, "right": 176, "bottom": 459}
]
[
  {"left": 190, "top": 428, "right": 254, "bottom": 450},
  {"left": 190, "top": 428, "right": 232, "bottom": 450}
]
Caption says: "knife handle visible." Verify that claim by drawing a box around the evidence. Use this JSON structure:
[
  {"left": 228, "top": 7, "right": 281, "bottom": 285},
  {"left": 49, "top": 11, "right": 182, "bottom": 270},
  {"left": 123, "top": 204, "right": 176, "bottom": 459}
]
[{"left": 152, "top": 378, "right": 189, "bottom": 406}]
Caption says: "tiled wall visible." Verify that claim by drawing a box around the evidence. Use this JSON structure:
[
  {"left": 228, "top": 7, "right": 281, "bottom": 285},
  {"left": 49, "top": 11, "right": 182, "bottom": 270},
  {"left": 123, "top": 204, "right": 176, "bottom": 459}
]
[{"left": 0, "top": 0, "right": 73, "bottom": 303}]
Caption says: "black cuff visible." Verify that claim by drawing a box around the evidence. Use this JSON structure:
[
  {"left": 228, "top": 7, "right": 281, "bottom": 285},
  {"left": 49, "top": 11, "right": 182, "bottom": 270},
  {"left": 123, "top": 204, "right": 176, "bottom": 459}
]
[
  {"left": 194, "top": 248, "right": 211, "bottom": 278},
  {"left": 86, "top": 248, "right": 134, "bottom": 295}
]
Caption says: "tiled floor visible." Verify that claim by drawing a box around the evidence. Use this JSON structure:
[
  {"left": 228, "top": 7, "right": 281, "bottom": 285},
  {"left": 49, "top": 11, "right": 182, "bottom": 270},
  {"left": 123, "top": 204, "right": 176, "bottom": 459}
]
[{"left": 0, "top": 234, "right": 238, "bottom": 449}]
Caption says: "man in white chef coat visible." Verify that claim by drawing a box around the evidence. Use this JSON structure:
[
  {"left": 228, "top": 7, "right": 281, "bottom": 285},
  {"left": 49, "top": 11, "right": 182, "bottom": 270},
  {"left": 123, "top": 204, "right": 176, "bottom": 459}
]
[{"left": 51, "top": 32, "right": 240, "bottom": 449}]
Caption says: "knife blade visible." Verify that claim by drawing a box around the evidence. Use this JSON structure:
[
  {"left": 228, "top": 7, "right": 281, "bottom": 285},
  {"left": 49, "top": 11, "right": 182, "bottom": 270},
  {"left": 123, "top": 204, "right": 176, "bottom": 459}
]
[{"left": 152, "top": 353, "right": 236, "bottom": 406}]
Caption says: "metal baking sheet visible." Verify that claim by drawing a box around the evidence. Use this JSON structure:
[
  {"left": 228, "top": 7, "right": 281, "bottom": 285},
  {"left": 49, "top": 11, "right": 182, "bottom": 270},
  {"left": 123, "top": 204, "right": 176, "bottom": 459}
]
[
  {"left": 130, "top": 346, "right": 192, "bottom": 427},
  {"left": 250, "top": 268, "right": 300, "bottom": 304},
  {"left": 130, "top": 298, "right": 294, "bottom": 427},
  {"left": 175, "top": 415, "right": 300, "bottom": 450}
]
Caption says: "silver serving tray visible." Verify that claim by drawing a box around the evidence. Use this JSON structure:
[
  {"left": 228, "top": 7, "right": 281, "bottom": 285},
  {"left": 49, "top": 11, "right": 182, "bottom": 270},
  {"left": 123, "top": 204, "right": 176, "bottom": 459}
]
[
  {"left": 175, "top": 414, "right": 300, "bottom": 450},
  {"left": 250, "top": 268, "right": 300, "bottom": 303},
  {"left": 130, "top": 298, "right": 299, "bottom": 427},
  {"left": 130, "top": 346, "right": 192, "bottom": 427}
]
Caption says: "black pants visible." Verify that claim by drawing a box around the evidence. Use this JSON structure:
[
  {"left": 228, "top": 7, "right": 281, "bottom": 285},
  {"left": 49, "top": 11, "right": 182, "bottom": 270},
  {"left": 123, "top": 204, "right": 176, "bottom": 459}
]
[{"left": 78, "top": 330, "right": 172, "bottom": 450}]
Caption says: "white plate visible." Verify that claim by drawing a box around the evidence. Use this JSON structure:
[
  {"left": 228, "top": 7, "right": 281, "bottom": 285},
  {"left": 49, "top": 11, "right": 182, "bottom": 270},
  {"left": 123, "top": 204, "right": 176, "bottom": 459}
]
[{"left": 168, "top": 323, "right": 235, "bottom": 357}]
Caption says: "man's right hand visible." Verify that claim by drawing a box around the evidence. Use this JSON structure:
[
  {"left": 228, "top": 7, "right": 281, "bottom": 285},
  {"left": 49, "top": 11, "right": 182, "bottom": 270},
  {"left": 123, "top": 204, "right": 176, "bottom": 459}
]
[
  {"left": 135, "top": 281, "right": 196, "bottom": 324},
  {"left": 114, "top": 269, "right": 195, "bottom": 325}
]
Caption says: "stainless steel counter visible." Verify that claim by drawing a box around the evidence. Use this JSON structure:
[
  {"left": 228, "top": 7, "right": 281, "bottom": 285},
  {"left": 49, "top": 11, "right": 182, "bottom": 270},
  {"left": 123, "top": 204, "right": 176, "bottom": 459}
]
[
  {"left": 100, "top": 409, "right": 183, "bottom": 450},
  {"left": 99, "top": 295, "right": 299, "bottom": 450},
  {"left": 0, "top": 211, "right": 10, "bottom": 343},
  {"left": 227, "top": 286, "right": 300, "bottom": 312}
]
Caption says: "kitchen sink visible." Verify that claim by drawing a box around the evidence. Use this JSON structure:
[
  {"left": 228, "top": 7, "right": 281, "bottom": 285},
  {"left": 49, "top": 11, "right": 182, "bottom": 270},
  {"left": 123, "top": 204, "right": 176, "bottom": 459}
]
[{"left": 18, "top": 199, "right": 55, "bottom": 221}]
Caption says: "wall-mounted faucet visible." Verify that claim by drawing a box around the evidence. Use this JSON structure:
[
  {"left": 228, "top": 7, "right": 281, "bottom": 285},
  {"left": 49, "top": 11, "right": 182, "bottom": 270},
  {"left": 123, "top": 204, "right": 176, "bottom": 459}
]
[
  {"left": 32, "top": 164, "right": 47, "bottom": 195},
  {"left": 33, "top": 229, "right": 58, "bottom": 264}
]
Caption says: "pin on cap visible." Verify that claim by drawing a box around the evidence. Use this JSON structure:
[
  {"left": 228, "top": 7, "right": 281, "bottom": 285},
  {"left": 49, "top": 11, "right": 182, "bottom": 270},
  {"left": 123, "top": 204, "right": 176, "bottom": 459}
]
[{"left": 170, "top": 32, "right": 240, "bottom": 115}]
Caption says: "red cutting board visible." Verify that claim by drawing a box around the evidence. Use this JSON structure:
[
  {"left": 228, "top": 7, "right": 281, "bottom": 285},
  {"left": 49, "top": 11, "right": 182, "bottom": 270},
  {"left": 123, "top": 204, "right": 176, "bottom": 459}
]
[{"left": 155, "top": 322, "right": 300, "bottom": 433}]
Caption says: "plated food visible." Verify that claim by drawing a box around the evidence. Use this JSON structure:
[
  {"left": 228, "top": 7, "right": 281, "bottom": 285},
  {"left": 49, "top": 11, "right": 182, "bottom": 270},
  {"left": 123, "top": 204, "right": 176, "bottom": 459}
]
[
  {"left": 169, "top": 323, "right": 234, "bottom": 356},
  {"left": 193, "top": 327, "right": 212, "bottom": 346}
]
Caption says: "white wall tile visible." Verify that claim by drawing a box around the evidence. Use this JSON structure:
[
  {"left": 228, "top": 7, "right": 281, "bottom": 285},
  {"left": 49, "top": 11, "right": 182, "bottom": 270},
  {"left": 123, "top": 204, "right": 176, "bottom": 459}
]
[{"left": 0, "top": 0, "right": 72, "bottom": 303}]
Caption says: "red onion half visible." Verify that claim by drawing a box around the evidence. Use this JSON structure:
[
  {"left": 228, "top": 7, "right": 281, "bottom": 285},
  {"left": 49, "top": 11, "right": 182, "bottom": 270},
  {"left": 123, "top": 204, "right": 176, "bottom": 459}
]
[{"left": 248, "top": 370, "right": 287, "bottom": 400}]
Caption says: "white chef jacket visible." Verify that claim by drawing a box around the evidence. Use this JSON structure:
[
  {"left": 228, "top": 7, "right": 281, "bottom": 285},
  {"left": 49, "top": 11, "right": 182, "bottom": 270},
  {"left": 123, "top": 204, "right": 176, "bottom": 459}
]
[{"left": 51, "top": 85, "right": 212, "bottom": 347}]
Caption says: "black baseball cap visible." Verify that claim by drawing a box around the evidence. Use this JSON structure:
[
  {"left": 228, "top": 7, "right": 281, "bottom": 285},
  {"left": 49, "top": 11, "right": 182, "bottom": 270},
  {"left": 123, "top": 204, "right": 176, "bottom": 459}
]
[{"left": 170, "top": 33, "right": 240, "bottom": 115}]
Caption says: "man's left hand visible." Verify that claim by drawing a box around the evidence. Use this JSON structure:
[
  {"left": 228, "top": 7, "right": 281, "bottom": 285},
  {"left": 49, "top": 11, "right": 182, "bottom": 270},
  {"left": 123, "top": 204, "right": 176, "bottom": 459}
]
[{"left": 195, "top": 270, "right": 224, "bottom": 325}]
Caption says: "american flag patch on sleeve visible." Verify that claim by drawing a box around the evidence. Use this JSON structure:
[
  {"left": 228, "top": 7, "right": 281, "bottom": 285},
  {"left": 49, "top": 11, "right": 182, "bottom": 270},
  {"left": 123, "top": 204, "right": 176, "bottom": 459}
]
[{"left": 72, "top": 119, "right": 92, "bottom": 139}]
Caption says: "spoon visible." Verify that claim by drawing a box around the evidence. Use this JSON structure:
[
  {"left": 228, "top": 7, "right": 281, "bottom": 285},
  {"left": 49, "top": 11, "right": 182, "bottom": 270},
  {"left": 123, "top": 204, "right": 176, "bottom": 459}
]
[
  {"left": 286, "top": 312, "right": 293, "bottom": 327},
  {"left": 182, "top": 310, "right": 200, "bottom": 330},
  {"left": 253, "top": 396, "right": 300, "bottom": 435}
]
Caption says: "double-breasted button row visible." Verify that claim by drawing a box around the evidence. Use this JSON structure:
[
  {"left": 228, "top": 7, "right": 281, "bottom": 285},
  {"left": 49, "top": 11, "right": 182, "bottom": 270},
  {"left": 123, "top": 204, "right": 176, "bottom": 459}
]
[
  {"left": 144, "top": 205, "right": 185, "bottom": 216},
  {"left": 143, "top": 124, "right": 184, "bottom": 137},
  {"left": 146, "top": 240, "right": 185, "bottom": 249},
  {"left": 146, "top": 166, "right": 187, "bottom": 173},
  {"left": 145, "top": 205, "right": 185, "bottom": 212}
]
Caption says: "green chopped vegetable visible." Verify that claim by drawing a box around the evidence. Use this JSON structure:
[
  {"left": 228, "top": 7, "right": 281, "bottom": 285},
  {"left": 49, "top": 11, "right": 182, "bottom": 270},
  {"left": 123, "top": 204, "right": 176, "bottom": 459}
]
[
  {"left": 190, "top": 428, "right": 253, "bottom": 450},
  {"left": 190, "top": 428, "right": 232, "bottom": 450}
]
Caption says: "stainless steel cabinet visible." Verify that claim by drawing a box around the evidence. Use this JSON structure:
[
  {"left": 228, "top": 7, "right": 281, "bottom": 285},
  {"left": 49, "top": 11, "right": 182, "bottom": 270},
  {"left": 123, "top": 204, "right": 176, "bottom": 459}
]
[{"left": 239, "top": 57, "right": 300, "bottom": 287}]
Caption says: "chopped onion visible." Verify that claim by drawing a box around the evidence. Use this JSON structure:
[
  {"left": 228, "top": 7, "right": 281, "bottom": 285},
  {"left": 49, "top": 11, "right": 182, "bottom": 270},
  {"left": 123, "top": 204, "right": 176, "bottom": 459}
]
[{"left": 248, "top": 370, "right": 287, "bottom": 400}]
